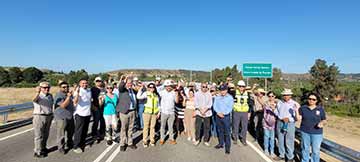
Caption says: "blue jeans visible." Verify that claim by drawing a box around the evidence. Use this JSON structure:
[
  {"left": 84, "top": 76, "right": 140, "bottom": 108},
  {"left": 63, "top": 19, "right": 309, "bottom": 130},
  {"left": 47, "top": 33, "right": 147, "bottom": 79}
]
[
  {"left": 263, "top": 128, "right": 275, "bottom": 155},
  {"left": 211, "top": 111, "right": 218, "bottom": 137},
  {"left": 138, "top": 104, "right": 145, "bottom": 129},
  {"left": 301, "top": 131, "right": 323, "bottom": 162},
  {"left": 276, "top": 121, "right": 295, "bottom": 160},
  {"left": 216, "top": 114, "right": 231, "bottom": 152}
]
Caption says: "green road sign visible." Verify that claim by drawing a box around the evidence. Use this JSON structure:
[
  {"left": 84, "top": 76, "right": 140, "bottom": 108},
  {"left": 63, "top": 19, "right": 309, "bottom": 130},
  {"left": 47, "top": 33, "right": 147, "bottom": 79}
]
[{"left": 242, "top": 63, "right": 273, "bottom": 78}]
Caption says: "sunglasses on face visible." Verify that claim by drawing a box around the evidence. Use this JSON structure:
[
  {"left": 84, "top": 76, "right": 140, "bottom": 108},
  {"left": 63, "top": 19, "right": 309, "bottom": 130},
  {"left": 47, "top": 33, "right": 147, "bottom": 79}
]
[
  {"left": 41, "top": 87, "right": 50, "bottom": 89},
  {"left": 106, "top": 87, "right": 113, "bottom": 90},
  {"left": 202, "top": 86, "right": 207, "bottom": 88},
  {"left": 268, "top": 95, "right": 275, "bottom": 98},
  {"left": 308, "top": 98, "right": 317, "bottom": 101}
]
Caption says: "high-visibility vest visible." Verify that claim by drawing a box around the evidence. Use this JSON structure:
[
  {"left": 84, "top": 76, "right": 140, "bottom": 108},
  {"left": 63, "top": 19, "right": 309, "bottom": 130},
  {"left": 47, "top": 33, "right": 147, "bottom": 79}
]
[
  {"left": 233, "top": 90, "right": 250, "bottom": 112},
  {"left": 144, "top": 92, "right": 159, "bottom": 114}
]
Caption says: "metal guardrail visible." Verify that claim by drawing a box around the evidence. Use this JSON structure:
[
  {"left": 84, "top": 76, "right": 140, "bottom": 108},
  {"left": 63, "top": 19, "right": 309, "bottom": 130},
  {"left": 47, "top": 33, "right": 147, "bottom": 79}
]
[
  {"left": 0, "top": 102, "right": 34, "bottom": 132},
  {"left": 0, "top": 102, "right": 359, "bottom": 161},
  {"left": 295, "top": 128, "right": 360, "bottom": 162}
]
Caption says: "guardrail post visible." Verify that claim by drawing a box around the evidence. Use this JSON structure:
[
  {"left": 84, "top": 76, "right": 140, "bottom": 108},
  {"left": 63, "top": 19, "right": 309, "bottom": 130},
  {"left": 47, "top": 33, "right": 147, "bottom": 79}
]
[{"left": 2, "top": 112, "right": 8, "bottom": 124}]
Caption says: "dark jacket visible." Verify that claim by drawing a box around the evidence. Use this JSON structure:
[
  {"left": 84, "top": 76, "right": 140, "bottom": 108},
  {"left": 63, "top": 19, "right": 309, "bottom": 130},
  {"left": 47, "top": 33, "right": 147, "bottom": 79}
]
[{"left": 116, "top": 81, "right": 137, "bottom": 114}]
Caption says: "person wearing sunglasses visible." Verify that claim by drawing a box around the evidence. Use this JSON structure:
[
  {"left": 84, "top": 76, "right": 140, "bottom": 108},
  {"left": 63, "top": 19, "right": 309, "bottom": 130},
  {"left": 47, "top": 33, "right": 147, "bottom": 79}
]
[
  {"left": 274, "top": 89, "right": 300, "bottom": 162},
  {"left": 193, "top": 83, "right": 213, "bottom": 146},
  {"left": 32, "top": 81, "right": 54, "bottom": 158},
  {"left": 262, "top": 91, "right": 277, "bottom": 158},
  {"left": 137, "top": 83, "right": 160, "bottom": 148},
  {"left": 99, "top": 84, "right": 118, "bottom": 146},
  {"left": 298, "top": 93, "right": 326, "bottom": 162},
  {"left": 90, "top": 77, "right": 106, "bottom": 143},
  {"left": 54, "top": 81, "right": 74, "bottom": 154}
]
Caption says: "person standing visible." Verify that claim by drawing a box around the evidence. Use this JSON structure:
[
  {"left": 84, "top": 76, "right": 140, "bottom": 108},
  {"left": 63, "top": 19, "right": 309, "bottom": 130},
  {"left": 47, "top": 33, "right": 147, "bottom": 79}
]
[
  {"left": 137, "top": 83, "right": 160, "bottom": 147},
  {"left": 159, "top": 79, "right": 177, "bottom": 145},
  {"left": 32, "top": 82, "right": 54, "bottom": 158},
  {"left": 136, "top": 82, "right": 147, "bottom": 130},
  {"left": 299, "top": 93, "right": 326, "bottom": 162},
  {"left": 193, "top": 83, "right": 213, "bottom": 146},
  {"left": 175, "top": 85, "right": 186, "bottom": 137},
  {"left": 232, "top": 80, "right": 254, "bottom": 146},
  {"left": 116, "top": 75, "right": 138, "bottom": 151},
  {"left": 262, "top": 91, "right": 277, "bottom": 158},
  {"left": 251, "top": 88, "right": 267, "bottom": 142},
  {"left": 99, "top": 83, "right": 118, "bottom": 146},
  {"left": 54, "top": 81, "right": 74, "bottom": 154},
  {"left": 73, "top": 79, "right": 92, "bottom": 153},
  {"left": 274, "top": 89, "right": 300, "bottom": 162},
  {"left": 91, "top": 77, "right": 106, "bottom": 142},
  {"left": 213, "top": 84, "right": 234, "bottom": 155},
  {"left": 183, "top": 89, "right": 196, "bottom": 142}
]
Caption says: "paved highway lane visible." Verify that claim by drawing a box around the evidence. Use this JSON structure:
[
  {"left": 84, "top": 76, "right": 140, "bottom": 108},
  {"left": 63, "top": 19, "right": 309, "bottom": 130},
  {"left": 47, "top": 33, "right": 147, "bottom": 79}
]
[{"left": 0, "top": 123, "right": 271, "bottom": 162}]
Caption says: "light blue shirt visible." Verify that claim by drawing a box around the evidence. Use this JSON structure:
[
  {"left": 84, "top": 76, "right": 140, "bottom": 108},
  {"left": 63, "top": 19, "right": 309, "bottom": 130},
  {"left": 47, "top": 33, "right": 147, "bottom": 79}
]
[
  {"left": 275, "top": 99, "right": 299, "bottom": 123},
  {"left": 213, "top": 94, "right": 234, "bottom": 115}
]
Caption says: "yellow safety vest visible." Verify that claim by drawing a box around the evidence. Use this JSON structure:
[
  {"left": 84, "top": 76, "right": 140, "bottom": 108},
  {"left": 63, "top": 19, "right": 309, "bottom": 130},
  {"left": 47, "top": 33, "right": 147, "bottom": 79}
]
[
  {"left": 233, "top": 90, "right": 250, "bottom": 112},
  {"left": 144, "top": 92, "right": 159, "bottom": 114}
]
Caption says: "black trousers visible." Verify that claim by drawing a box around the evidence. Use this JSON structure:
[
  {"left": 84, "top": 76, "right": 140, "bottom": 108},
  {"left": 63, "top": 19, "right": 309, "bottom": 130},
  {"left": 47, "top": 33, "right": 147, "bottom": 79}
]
[
  {"left": 91, "top": 109, "right": 106, "bottom": 137},
  {"left": 195, "top": 115, "right": 211, "bottom": 142},
  {"left": 74, "top": 114, "right": 91, "bottom": 149}
]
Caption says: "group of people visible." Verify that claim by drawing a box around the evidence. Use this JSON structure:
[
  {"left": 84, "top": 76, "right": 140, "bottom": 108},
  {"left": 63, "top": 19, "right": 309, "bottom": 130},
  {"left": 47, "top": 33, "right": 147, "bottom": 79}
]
[{"left": 32, "top": 75, "right": 326, "bottom": 162}]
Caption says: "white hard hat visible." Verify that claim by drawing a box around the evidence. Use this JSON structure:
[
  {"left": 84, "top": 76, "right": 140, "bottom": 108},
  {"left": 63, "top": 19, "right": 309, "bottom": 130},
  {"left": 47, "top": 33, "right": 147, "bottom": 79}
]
[
  {"left": 133, "top": 77, "right": 139, "bottom": 81},
  {"left": 164, "top": 79, "right": 172, "bottom": 86},
  {"left": 237, "top": 80, "right": 246, "bottom": 86},
  {"left": 94, "top": 77, "right": 102, "bottom": 82},
  {"left": 156, "top": 76, "right": 161, "bottom": 81}
]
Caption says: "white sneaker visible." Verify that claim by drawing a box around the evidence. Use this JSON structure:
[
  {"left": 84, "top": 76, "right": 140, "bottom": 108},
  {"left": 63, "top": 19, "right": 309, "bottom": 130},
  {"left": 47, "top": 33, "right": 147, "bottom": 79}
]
[
  {"left": 143, "top": 143, "right": 148, "bottom": 148},
  {"left": 187, "top": 137, "right": 192, "bottom": 141},
  {"left": 193, "top": 140, "right": 200, "bottom": 146},
  {"left": 73, "top": 148, "right": 82, "bottom": 154},
  {"left": 150, "top": 143, "right": 155, "bottom": 147},
  {"left": 204, "top": 142, "right": 211, "bottom": 147}
]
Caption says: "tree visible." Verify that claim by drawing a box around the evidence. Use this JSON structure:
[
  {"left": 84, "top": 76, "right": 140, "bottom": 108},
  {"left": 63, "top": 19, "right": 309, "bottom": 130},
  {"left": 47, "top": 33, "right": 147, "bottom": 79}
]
[
  {"left": 0, "top": 67, "right": 10, "bottom": 86},
  {"left": 22, "top": 67, "right": 43, "bottom": 83},
  {"left": 309, "top": 59, "right": 339, "bottom": 103},
  {"left": 66, "top": 69, "right": 89, "bottom": 85},
  {"left": 8, "top": 67, "right": 23, "bottom": 84}
]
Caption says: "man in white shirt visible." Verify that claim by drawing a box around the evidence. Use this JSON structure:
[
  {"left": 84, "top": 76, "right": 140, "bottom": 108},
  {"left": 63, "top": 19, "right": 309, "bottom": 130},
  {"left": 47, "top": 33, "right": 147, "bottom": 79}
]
[
  {"left": 159, "top": 80, "right": 178, "bottom": 145},
  {"left": 72, "top": 79, "right": 92, "bottom": 153}
]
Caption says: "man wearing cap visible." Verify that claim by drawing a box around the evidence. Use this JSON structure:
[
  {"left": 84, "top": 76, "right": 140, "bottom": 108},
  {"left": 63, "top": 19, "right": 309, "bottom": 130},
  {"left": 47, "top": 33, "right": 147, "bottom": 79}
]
[
  {"left": 32, "top": 81, "right": 54, "bottom": 158},
  {"left": 159, "top": 79, "right": 178, "bottom": 145},
  {"left": 91, "top": 77, "right": 106, "bottom": 142},
  {"left": 213, "top": 84, "right": 234, "bottom": 154},
  {"left": 116, "top": 75, "right": 138, "bottom": 151},
  {"left": 273, "top": 89, "right": 300, "bottom": 162},
  {"left": 251, "top": 87, "right": 268, "bottom": 142},
  {"left": 231, "top": 80, "right": 254, "bottom": 146},
  {"left": 155, "top": 76, "right": 163, "bottom": 92},
  {"left": 54, "top": 81, "right": 74, "bottom": 154},
  {"left": 73, "top": 78, "right": 92, "bottom": 153}
]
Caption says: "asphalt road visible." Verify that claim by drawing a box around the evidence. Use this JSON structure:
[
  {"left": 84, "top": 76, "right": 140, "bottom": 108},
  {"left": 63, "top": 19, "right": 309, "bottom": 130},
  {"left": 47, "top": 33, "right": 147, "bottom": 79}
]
[{"left": 0, "top": 122, "right": 271, "bottom": 162}]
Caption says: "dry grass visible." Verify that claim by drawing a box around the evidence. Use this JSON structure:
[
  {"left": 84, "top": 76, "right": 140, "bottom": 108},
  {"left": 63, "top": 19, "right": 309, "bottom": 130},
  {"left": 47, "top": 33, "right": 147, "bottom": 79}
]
[{"left": 0, "top": 87, "right": 59, "bottom": 106}]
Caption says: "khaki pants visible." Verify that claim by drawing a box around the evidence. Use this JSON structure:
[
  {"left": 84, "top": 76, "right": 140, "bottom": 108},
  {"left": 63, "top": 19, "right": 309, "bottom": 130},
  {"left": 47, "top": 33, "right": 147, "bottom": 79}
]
[
  {"left": 142, "top": 113, "right": 157, "bottom": 144},
  {"left": 33, "top": 114, "right": 53, "bottom": 154},
  {"left": 184, "top": 109, "right": 196, "bottom": 140},
  {"left": 119, "top": 111, "right": 136, "bottom": 146}
]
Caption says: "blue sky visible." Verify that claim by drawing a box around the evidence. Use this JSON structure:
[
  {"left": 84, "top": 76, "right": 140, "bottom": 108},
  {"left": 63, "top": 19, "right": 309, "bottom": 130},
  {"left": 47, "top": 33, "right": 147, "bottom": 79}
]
[{"left": 0, "top": 0, "right": 359, "bottom": 73}]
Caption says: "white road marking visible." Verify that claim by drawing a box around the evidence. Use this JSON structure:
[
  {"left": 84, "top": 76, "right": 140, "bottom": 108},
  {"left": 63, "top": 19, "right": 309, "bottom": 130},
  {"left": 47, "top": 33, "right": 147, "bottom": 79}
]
[
  {"left": 247, "top": 140, "right": 273, "bottom": 162},
  {"left": 93, "top": 143, "right": 117, "bottom": 162},
  {"left": 105, "top": 145, "right": 120, "bottom": 162},
  {"left": 0, "top": 128, "right": 33, "bottom": 142}
]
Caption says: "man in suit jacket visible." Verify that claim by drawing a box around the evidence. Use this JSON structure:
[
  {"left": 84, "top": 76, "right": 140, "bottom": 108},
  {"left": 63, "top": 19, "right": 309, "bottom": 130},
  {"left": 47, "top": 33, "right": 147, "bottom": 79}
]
[{"left": 116, "top": 75, "right": 138, "bottom": 151}]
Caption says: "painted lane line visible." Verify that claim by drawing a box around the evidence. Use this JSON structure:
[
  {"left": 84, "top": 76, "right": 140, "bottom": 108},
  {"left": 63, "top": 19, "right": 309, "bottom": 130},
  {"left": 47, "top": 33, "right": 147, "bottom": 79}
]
[
  {"left": 105, "top": 145, "right": 121, "bottom": 162},
  {"left": 247, "top": 140, "right": 273, "bottom": 162},
  {"left": 0, "top": 128, "right": 33, "bottom": 142},
  {"left": 93, "top": 143, "right": 117, "bottom": 162}
]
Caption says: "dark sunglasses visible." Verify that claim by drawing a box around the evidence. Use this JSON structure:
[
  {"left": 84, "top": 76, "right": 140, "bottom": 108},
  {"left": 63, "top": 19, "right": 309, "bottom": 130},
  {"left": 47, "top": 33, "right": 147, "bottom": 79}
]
[
  {"left": 308, "top": 98, "right": 317, "bottom": 101},
  {"left": 106, "top": 87, "right": 113, "bottom": 89},
  {"left": 268, "top": 95, "right": 275, "bottom": 98},
  {"left": 41, "top": 87, "right": 50, "bottom": 89},
  {"left": 202, "top": 86, "right": 207, "bottom": 88}
]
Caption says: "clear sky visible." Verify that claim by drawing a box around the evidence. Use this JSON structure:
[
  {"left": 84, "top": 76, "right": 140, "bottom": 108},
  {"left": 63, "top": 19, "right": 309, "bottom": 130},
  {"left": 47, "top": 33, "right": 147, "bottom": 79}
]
[{"left": 0, "top": 0, "right": 359, "bottom": 73}]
